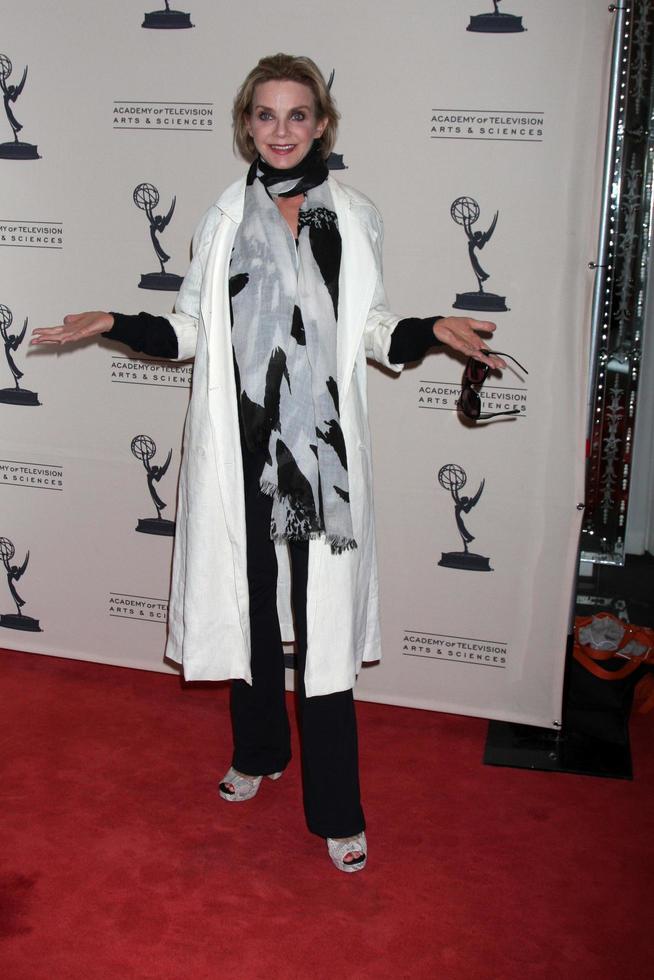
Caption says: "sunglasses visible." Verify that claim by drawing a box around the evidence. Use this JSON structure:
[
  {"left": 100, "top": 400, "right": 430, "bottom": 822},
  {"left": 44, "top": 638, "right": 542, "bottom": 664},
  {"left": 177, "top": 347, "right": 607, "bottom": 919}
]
[{"left": 458, "top": 351, "right": 528, "bottom": 421}]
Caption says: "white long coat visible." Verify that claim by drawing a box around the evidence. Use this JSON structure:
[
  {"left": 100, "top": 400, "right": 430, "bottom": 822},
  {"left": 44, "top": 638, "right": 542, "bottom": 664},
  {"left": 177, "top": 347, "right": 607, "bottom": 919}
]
[{"left": 164, "top": 176, "right": 404, "bottom": 697}]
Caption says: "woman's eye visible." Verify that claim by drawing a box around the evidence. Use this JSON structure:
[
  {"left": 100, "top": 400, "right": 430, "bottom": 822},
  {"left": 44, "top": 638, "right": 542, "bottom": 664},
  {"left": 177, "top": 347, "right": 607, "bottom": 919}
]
[
  {"left": 257, "top": 111, "right": 272, "bottom": 121},
  {"left": 291, "top": 112, "right": 306, "bottom": 121}
]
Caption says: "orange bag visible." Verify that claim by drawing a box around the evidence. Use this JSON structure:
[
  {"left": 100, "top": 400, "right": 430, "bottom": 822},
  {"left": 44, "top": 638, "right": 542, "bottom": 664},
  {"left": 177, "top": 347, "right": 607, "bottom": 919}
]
[{"left": 573, "top": 613, "right": 654, "bottom": 711}]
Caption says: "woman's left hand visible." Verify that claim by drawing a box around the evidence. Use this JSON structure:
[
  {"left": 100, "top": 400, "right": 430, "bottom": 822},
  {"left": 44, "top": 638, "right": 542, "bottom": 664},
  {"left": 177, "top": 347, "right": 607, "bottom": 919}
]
[{"left": 433, "top": 316, "right": 506, "bottom": 370}]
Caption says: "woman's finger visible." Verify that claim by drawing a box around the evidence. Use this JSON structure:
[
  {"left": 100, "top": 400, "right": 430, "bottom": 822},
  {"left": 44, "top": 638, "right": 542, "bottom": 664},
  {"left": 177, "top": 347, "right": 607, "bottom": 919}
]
[
  {"left": 31, "top": 326, "right": 82, "bottom": 345},
  {"left": 458, "top": 331, "right": 489, "bottom": 355},
  {"left": 457, "top": 320, "right": 504, "bottom": 366},
  {"left": 434, "top": 316, "right": 505, "bottom": 367},
  {"left": 29, "top": 327, "right": 64, "bottom": 345},
  {"left": 471, "top": 318, "right": 496, "bottom": 332},
  {"left": 451, "top": 333, "right": 505, "bottom": 369},
  {"left": 476, "top": 351, "right": 506, "bottom": 370}
]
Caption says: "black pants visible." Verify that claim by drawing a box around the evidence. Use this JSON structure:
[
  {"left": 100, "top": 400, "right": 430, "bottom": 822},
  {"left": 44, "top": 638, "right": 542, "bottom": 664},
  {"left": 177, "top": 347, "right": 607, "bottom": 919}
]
[{"left": 230, "top": 444, "right": 365, "bottom": 839}]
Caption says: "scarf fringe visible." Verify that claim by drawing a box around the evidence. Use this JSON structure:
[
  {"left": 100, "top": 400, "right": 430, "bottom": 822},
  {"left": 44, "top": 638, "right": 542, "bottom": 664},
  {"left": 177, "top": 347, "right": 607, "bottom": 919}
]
[
  {"left": 262, "top": 480, "right": 357, "bottom": 554},
  {"left": 269, "top": 529, "right": 358, "bottom": 556},
  {"left": 259, "top": 479, "right": 279, "bottom": 499},
  {"left": 326, "top": 534, "right": 358, "bottom": 555}
]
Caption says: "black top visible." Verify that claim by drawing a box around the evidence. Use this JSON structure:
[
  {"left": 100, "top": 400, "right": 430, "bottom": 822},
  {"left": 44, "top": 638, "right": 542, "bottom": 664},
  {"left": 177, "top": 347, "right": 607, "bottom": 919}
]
[{"left": 103, "top": 312, "right": 443, "bottom": 364}]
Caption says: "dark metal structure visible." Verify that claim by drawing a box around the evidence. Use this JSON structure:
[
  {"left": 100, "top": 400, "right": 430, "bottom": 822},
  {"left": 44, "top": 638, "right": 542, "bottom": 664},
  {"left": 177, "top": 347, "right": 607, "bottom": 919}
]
[{"left": 582, "top": 0, "right": 654, "bottom": 565}]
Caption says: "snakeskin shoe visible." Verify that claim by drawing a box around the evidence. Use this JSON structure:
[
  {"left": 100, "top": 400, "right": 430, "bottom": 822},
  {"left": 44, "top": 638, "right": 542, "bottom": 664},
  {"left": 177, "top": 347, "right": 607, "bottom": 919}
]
[
  {"left": 218, "top": 767, "right": 283, "bottom": 802},
  {"left": 326, "top": 832, "right": 367, "bottom": 873}
]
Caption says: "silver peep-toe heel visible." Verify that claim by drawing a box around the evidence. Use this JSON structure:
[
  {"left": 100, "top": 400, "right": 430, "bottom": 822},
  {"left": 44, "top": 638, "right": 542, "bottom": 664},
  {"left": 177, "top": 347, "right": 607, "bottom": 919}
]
[
  {"left": 326, "top": 832, "right": 367, "bottom": 873},
  {"left": 218, "top": 766, "right": 283, "bottom": 802}
]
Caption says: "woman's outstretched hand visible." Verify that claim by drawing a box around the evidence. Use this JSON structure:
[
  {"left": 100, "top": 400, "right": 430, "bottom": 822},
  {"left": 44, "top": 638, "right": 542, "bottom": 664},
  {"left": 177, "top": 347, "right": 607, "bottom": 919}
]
[
  {"left": 30, "top": 311, "right": 114, "bottom": 347},
  {"left": 433, "top": 316, "right": 506, "bottom": 370}
]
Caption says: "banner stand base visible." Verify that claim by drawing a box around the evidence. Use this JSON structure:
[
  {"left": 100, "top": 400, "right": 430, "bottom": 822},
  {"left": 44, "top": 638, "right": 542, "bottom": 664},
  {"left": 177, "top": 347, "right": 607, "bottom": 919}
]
[{"left": 483, "top": 720, "right": 632, "bottom": 780}]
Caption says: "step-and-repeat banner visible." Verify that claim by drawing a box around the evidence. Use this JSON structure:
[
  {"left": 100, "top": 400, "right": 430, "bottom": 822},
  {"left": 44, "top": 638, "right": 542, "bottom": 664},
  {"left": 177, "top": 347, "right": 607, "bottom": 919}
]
[{"left": 1, "top": 2, "right": 611, "bottom": 728}]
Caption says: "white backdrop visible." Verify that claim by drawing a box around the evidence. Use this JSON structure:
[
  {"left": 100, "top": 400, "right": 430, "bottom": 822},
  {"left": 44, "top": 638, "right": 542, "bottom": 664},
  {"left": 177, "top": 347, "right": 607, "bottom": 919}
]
[{"left": 0, "top": 1, "right": 611, "bottom": 729}]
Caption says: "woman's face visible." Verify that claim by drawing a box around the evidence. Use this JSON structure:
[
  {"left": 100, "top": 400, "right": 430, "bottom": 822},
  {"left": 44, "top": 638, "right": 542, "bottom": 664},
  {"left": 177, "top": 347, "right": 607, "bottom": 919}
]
[{"left": 246, "top": 80, "right": 326, "bottom": 169}]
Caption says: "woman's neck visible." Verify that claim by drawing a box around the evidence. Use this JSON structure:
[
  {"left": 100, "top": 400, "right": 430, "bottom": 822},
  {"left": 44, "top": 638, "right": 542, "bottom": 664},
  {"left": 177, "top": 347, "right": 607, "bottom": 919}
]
[{"left": 275, "top": 192, "right": 304, "bottom": 239}]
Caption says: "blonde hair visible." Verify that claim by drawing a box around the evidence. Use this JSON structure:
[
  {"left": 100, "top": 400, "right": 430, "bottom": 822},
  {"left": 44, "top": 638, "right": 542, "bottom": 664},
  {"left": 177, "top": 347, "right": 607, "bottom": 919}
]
[{"left": 232, "top": 54, "right": 339, "bottom": 162}]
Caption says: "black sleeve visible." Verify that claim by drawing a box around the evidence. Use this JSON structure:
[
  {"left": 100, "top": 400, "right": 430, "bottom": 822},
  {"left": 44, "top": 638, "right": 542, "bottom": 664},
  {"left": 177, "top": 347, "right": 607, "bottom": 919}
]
[
  {"left": 388, "top": 316, "right": 443, "bottom": 365},
  {"left": 102, "top": 312, "right": 179, "bottom": 359}
]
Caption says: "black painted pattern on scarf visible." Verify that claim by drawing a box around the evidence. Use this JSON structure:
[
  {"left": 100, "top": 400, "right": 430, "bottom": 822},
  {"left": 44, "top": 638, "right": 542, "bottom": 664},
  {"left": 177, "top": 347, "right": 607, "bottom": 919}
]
[
  {"left": 316, "top": 419, "right": 347, "bottom": 471},
  {"left": 291, "top": 306, "right": 305, "bottom": 346},
  {"left": 273, "top": 439, "right": 322, "bottom": 538},
  {"left": 240, "top": 346, "right": 289, "bottom": 454},
  {"left": 299, "top": 208, "right": 341, "bottom": 320},
  {"left": 326, "top": 376, "right": 339, "bottom": 414}
]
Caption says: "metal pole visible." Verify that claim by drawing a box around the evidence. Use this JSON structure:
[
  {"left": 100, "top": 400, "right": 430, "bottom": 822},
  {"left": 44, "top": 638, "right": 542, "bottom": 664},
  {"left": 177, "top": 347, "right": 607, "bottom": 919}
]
[{"left": 586, "top": 3, "right": 629, "bottom": 441}]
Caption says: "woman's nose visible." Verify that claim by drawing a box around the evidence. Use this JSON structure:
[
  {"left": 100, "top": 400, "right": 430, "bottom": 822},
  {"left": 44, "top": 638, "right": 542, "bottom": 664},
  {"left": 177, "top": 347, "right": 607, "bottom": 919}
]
[{"left": 274, "top": 116, "right": 289, "bottom": 137}]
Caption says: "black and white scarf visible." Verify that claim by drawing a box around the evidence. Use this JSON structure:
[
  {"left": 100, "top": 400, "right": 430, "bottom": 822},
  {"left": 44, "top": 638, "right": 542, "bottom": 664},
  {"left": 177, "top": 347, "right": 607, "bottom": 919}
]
[{"left": 230, "top": 143, "right": 355, "bottom": 554}]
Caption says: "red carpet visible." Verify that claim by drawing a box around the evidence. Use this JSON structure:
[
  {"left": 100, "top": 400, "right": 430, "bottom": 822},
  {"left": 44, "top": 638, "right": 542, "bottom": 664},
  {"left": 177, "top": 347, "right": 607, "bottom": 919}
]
[{"left": 1, "top": 648, "right": 651, "bottom": 979}]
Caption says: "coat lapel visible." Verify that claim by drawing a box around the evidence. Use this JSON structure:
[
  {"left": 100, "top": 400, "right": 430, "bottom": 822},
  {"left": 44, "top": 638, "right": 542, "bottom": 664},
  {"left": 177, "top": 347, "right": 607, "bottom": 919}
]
[
  {"left": 329, "top": 179, "right": 378, "bottom": 402},
  {"left": 203, "top": 179, "right": 245, "bottom": 390}
]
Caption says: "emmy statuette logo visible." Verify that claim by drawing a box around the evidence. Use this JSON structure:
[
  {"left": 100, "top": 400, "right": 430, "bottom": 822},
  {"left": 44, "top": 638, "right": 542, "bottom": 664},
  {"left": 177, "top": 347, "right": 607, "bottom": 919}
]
[
  {"left": 451, "top": 197, "right": 509, "bottom": 312},
  {"left": 142, "top": 1, "right": 194, "bottom": 29},
  {"left": 327, "top": 153, "right": 347, "bottom": 171},
  {"left": 437, "top": 464, "right": 493, "bottom": 572},
  {"left": 0, "top": 54, "right": 40, "bottom": 160},
  {"left": 131, "top": 435, "right": 175, "bottom": 536},
  {"left": 133, "top": 183, "right": 183, "bottom": 291},
  {"left": 0, "top": 537, "right": 42, "bottom": 631},
  {"left": 0, "top": 305, "right": 40, "bottom": 405},
  {"left": 467, "top": 1, "right": 525, "bottom": 33}
]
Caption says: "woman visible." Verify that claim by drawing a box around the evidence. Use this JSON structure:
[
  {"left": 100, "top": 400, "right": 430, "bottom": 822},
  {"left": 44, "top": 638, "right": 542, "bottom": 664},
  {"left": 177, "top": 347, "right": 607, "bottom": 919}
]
[{"left": 31, "top": 54, "right": 504, "bottom": 872}]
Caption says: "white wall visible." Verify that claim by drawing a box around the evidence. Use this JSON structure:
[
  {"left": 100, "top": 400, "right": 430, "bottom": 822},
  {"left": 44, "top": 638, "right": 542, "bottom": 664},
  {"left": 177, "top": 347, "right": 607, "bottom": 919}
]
[{"left": 1, "top": 1, "right": 611, "bottom": 729}]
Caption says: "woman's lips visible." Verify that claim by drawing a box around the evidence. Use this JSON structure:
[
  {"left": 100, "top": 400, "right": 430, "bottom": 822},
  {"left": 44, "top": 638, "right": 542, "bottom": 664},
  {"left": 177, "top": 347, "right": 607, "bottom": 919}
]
[{"left": 269, "top": 144, "right": 296, "bottom": 154}]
